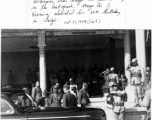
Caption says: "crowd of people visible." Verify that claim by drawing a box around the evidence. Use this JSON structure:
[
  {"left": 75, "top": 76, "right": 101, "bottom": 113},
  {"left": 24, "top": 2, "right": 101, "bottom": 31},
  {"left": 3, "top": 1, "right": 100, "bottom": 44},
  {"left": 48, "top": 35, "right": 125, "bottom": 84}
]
[
  {"left": 105, "top": 58, "right": 151, "bottom": 120},
  {"left": 9, "top": 59, "right": 151, "bottom": 120},
  {"left": 19, "top": 81, "right": 90, "bottom": 108},
  {"left": 26, "top": 64, "right": 125, "bottom": 96}
]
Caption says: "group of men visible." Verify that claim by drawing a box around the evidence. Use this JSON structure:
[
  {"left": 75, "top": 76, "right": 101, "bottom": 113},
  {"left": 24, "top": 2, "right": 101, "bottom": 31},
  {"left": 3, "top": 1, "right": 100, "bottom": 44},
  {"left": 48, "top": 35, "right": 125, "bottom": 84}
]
[
  {"left": 18, "top": 80, "right": 91, "bottom": 108},
  {"left": 104, "top": 58, "right": 151, "bottom": 120}
]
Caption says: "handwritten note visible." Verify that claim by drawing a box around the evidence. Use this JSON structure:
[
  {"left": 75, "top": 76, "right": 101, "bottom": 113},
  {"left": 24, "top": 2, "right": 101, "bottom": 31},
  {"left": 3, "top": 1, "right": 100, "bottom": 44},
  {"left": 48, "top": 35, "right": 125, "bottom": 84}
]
[{"left": 28, "top": 0, "right": 126, "bottom": 29}]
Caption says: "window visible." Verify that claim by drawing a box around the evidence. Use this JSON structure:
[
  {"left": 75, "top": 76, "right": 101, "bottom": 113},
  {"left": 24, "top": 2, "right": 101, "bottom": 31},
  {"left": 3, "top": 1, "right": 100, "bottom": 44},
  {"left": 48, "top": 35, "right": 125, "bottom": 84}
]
[{"left": 1, "top": 98, "right": 14, "bottom": 115}]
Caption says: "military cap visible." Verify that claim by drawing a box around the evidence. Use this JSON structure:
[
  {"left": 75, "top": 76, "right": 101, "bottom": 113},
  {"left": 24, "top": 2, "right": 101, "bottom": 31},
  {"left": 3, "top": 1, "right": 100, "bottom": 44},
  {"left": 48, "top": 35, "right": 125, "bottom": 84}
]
[
  {"left": 132, "top": 58, "right": 138, "bottom": 63},
  {"left": 110, "top": 67, "right": 115, "bottom": 71}
]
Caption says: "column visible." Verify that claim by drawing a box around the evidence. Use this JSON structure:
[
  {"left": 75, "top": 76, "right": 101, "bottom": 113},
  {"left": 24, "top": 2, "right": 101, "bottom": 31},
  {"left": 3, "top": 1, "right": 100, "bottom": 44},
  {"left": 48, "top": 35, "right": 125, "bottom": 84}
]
[
  {"left": 135, "top": 30, "right": 146, "bottom": 70},
  {"left": 37, "top": 31, "right": 46, "bottom": 91},
  {"left": 124, "top": 30, "right": 135, "bottom": 103},
  {"left": 124, "top": 30, "right": 131, "bottom": 83}
]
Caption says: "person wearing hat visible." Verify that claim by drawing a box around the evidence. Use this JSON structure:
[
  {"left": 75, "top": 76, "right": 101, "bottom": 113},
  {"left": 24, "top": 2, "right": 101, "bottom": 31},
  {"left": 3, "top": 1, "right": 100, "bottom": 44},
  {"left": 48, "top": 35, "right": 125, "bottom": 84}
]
[
  {"left": 100, "top": 68, "right": 111, "bottom": 97},
  {"left": 50, "top": 86, "right": 62, "bottom": 107},
  {"left": 18, "top": 88, "right": 32, "bottom": 107},
  {"left": 62, "top": 85, "right": 77, "bottom": 108},
  {"left": 106, "top": 83, "right": 127, "bottom": 120},
  {"left": 108, "top": 67, "right": 119, "bottom": 92},
  {"left": 78, "top": 82, "right": 91, "bottom": 107},
  {"left": 126, "top": 58, "right": 145, "bottom": 107}
]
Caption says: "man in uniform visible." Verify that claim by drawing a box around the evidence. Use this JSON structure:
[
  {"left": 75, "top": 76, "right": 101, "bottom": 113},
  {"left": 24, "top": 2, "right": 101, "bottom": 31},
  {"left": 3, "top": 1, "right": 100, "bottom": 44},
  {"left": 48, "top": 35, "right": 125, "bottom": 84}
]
[
  {"left": 18, "top": 88, "right": 32, "bottom": 107},
  {"left": 145, "top": 67, "right": 151, "bottom": 89},
  {"left": 126, "top": 58, "right": 145, "bottom": 107},
  {"left": 32, "top": 81, "right": 42, "bottom": 103},
  {"left": 63, "top": 85, "right": 77, "bottom": 108},
  {"left": 78, "top": 83, "right": 91, "bottom": 107},
  {"left": 108, "top": 67, "right": 119, "bottom": 92},
  {"left": 106, "top": 83, "right": 126, "bottom": 120},
  {"left": 50, "top": 86, "right": 62, "bottom": 107}
]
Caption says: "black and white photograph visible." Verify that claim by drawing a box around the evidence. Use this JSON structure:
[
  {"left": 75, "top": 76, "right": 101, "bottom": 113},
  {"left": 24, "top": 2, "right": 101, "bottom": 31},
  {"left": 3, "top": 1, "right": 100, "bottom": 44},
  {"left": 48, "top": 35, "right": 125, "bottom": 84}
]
[
  {"left": 0, "top": 0, "right": 152, "bottom": 120},
  {"left": 0, "top": 29, "right": 151, "bottom": 120}
]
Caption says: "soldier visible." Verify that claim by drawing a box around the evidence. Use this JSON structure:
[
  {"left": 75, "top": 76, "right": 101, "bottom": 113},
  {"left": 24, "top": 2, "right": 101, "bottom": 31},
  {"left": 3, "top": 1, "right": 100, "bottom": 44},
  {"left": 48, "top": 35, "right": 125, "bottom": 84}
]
[
  {"left": 78, "top": 83, "right": 91, "bottom": 107},
  {"left": 62, "top": 85, "right": 77, "bottom": 108},
  {"left": 37, "top": 90, "right": 50, "bottom": 107},
  {"left": 108, "top": 67, "right": 119, "bottom": 92},
  {"left": 145, "top": 67, "right": 151, "bottom": 89},
  {"left": 126, "top": 58, "right": 145, "bottom": 107},
  {"left": 50, "top": 86, "right": 62, "bottom": 107},
  {"left": 18, "top": 88, "right": 32, "bottom": 107},
  {"left": 31, "top": 81, "right": 42, "bottom": 103},
  {"left": 100, "top": 68, "right": 110, "bottom": 97},
  {"left": 106, "top": 83, "right": 127, "bottom": 120},
  {"left": 119, "top": 74, "right": 128, "bottom": 90}
]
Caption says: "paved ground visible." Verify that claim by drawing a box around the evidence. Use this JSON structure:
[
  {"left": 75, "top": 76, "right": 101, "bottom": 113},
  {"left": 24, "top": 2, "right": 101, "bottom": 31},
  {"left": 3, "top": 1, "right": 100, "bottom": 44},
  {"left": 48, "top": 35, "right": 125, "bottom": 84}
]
[
  {"left": 90, "top": 97, "right": 147, "bottom": 110},
  {"left": 90, "top": 97, "right": 147, "bottom": 120}
]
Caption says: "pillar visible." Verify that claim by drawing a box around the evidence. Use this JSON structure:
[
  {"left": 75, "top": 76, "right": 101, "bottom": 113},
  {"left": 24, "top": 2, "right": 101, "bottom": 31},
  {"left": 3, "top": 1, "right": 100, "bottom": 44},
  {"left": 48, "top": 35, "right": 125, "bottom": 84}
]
[
  {"left": 135, "top": 30, "right": 146, "bottom": 71},
  {"left": 37, "top": 31, "right": 46, "bottom": 91},
  {"left": 124, "top": 30, "right": 135, "bottom": 103},
  {"left": 124, "top": 30, "right": 131, "bottom": 83}
]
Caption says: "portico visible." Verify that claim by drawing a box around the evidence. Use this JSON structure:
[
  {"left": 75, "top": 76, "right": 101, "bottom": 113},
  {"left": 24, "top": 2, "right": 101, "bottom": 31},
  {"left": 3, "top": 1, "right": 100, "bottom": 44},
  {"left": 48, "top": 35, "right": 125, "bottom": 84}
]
[{"left": 1, "top": 30, "right": 151, "bottom": 94}]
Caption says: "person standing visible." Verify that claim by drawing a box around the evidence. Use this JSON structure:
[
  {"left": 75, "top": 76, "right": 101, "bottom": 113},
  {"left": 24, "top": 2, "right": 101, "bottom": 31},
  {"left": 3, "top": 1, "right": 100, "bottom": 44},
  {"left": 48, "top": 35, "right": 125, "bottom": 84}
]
[
  {"left": 99, "top": 68, "right": 110, "bottom": 97},
  {"left": 145, "top": 67, "right": 151, "bottom": 90},
  {"left": 126, "top": 58, "right": 145, "bottom": 107},
  {"left": 62, "top": 85, "right": 77, "bottom": 108},
  {"left": 139, "top": 82, "right": 151, "bottom": 120},
  {"left": 106, "top": 83, "right": 126, "bottom": 120},
  {"left": 108, "top": 67, "right": 119, "bottom": 86},
  {"left": 31, "top": 81, "right": 42, "bottom": 103},
  {"left": 78, "top": 83, "right": 91, "bottom": 107},
  {"left": 50, "top": 86, "right": 62, "bottom": 107},
  {"left": 119, "top": 74, "right": 128, "bottom": 90},
  {"left": 7, "top": 70, "right": 13, "bottom": 87}
]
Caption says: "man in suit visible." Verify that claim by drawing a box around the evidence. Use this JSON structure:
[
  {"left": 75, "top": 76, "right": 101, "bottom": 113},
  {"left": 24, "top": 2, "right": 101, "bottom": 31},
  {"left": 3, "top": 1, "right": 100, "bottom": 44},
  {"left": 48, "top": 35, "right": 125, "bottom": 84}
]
[
  {"left": 78, "top": 83, "right": 91, "bottom": 107},
  {"left": 63, "top": 85, "right": 77, "bottom": 108}
]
